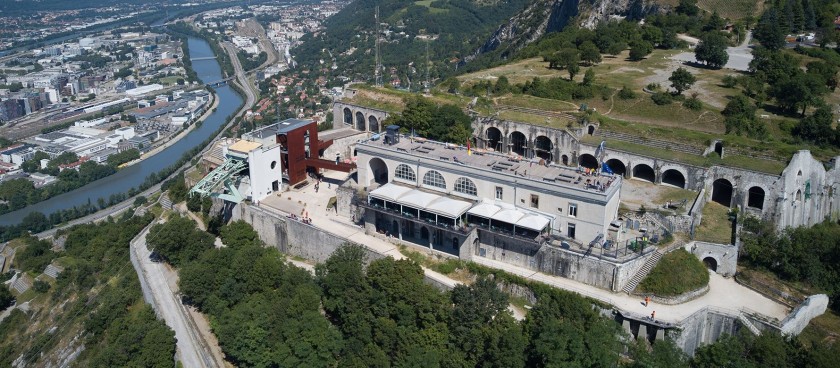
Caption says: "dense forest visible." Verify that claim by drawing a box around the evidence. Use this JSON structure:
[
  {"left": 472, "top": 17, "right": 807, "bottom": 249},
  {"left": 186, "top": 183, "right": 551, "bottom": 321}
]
[
  {"left": 290, "top": 0, "right": 532, "bottom": 86},
  {"left": 0, "top": 213, "right": 176, "bottom": 367},
  {"left": 740, "top": 218, "right": 840, "bottom": 311},
  {"left": 141, "top": 217, "right": 840, "bottom": 367}
]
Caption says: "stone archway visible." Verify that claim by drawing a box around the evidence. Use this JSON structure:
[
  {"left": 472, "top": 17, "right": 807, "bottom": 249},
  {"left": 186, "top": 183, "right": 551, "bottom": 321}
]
[
  {"left": 632, "top": 164, "right": 655, "bottom": 182},
  {"left": 747, "top": 186, "right": 765, "bottom": 210},
  {"left": 712, "top": 178, "right": 733, "bottom": 206},
  {"left": 588, "top": 125, "right": 596, "bottom": 135},
  {"left": 703, "top": 257, "right": 718, "bottom": 272},
  {"left": 368, "top": 157, "right": 388, "bottom": 185},
  {"left": 343, "top": 107, "right": 353, "bottom": 126},
  {"left": 368, "top": 115, "right": 379, "bottom": 133},
  {"left": 604, "top": 159, "right": 626, "bottom": 176},
  {"left": 534, "top": 135, "right": 553, "bottom": 161},
  {"left": 355, "top": 111, "right": 365, "bottom": 131},
  {"left": 561, "top": 155, "right": 569, "bottom": 166},
  {"left": 509, "top": 131, "right": 527, "bottom": 156},
  {"left": 662, "top": 169, "right": 686, "bottom": 188},
  {"left": 579, "top": 154, "right": 598, "bottom": 169},
  {"left": 486, "top": 127, "right": 502, "bottom": 152}
]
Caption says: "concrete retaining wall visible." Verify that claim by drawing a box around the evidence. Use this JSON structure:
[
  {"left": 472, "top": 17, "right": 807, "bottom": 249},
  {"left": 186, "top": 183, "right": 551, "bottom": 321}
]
[
  {"left": 673, "top": 307, "right": 742, "bottom": 355},
  {"left": 638, "top": 285, "right": 709, "bottom": 306},
  {"left": 230, "top": 202, "right": 384, "bottom": 264},
  {"left": 781, "top": 294, "right": 829, "bottom": 335}
]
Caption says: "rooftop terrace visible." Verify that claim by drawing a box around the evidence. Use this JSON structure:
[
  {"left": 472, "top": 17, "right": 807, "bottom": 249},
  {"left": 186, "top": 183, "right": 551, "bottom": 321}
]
[{"left": 358, "top": 134, "right": 621, "bottom": 196}]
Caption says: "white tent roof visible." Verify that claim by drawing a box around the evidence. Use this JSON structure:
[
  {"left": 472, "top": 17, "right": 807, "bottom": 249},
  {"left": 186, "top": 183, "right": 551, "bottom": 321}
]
[
  {"left": 370, "top": 183, "right": 412, "bottom": 202},
  {"left": 492, "top": 209, "right": 525, "bottom": 224},
  {"left": 516, "top": 215, "right": 551, "bottom": 231},
  {"left": 398, "top": 190, "right": 439, "bottom": 209},
  {"left": 426, "top": 197, "right": 473, "bottom": 218},
  {"left": 370, "top": 183, "right": 473, "bottom": 218},
  {"left": 467, "top": 202, "right": 501, "bottom": 218}
]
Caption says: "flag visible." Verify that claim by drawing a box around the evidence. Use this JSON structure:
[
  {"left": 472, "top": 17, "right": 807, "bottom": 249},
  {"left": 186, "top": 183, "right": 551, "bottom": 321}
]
[
  {"left": 601, "top": 162, "right": 613, "bottom": 174},
  {"left": 467, "top": 139, "right": 472, "bottom": 155}
]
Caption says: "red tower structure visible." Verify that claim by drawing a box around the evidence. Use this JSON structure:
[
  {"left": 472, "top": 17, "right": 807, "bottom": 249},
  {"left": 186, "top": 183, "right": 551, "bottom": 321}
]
[{"left": 275, "top": 118, "right": 356, "bottom": 186}]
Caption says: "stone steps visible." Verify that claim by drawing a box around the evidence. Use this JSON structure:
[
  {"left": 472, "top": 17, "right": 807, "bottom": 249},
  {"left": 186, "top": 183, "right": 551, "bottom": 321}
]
[
  {"left": 599, "top": 131, "right": 705, "bottom": 156},
  {"left": 43, "top": 264, "right": 64, "bottom": 279},
  {"left": 160, "top": 194, "right": 173, "bottom": 210},
  {"left": 11, "top": 275, "right": 31, "bottom": 294},
  {"left": 738, "top": 313, "right": 762, "bottom": 335},
  {"left": 622, "top": 251, "right": 664, "bottom": 294}
]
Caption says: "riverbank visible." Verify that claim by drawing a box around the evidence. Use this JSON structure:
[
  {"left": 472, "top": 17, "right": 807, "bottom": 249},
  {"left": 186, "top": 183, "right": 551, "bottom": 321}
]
[
  {"left": 0, "top": 36, "right": 245, "bottom": 234},
  {"left": 121, "top": 91, "right": 219, "bottom": 169}
]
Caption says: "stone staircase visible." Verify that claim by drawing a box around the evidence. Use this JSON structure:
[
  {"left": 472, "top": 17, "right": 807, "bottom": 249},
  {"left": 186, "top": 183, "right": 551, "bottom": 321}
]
[
  {"left": 738, "top": 313, "right": 762, "bottom": 335},
  {"left": 160, "top": 194, "right": 173, "bottom": 210},
  {"left": 599, "top": 131, "right": 705, "bottom": 156},
  {"left": 10, "top": 275, "right": 31, "bottom": 294},
  {"left": 43, "top": 264, "right": 64, "bottom": 279},
  {"left": 622, "top": 250, "right": 664, "bottom": 294}
]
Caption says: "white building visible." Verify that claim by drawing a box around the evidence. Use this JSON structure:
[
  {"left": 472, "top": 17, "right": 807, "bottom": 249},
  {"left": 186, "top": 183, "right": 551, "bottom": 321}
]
[{"left": 225, "top": 139, "right": 284, "bottom": 202}]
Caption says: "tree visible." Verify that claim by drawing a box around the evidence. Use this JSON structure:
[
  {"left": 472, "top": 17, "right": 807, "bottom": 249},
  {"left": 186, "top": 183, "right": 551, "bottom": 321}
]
[
  {"left": 493, "top": 76, "right": 510, "bottom": 94},
  {"left": 793, "top": 105, "right": 835, "bottom": 145},
  {"left": 675, "top": 0, "right": 699, "bottom": 16},
  {"left": 0, "top": 286, "right": 13, "bottom": 311},
  {"left": 628, "top": 40, "right": 653, "bottom": 61},
  {"left": 704, "top": 11, "right": 725, "bottom": 32},
  {"left": 146, "top": 214, "right": 214, "bottom": 266},
  {"left": 445, "top": 77, "right": 460, "bottom": 94},
  {"left": 582, "top": 68, "right": 596, "bottom": 86},
  {"left": 695, "top": 32, "right": 729, "bottom": 68},
  {"left": 394, "top": 96, "right": 434, "bottom": 137},
  {"left": 578, "top": 41, "right": 602, "bottom": 65},
  {"left": 669, "top": 67, "right": 696, "bottom": 95},
  {"left": 606, "top": 41, "right": 627, "bottom": 57},
  {"left": 553, "top": 48, "right": 580, "bottom": 80},
  {"left": 219, "top": 220, "right": 261, "bottom": 249},
  {"left": 769, "top": 72, "right": 826, "bottom": 115},
  {"left": 755, "top": 9, "right": 787, "bottom": 50}
]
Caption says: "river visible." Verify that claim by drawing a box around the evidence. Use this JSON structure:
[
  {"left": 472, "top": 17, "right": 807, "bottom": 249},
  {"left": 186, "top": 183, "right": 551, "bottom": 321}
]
[{"left": 0, "top": 37, "right": 243, "bottom": 226}]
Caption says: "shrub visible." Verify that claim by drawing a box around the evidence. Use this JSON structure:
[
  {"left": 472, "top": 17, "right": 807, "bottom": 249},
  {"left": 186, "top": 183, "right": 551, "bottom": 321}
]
[
  {"left": 651, "top": 92, "right": 673, "bottom": 105},
  {"left": 683, "top": 97, "right": 702, "bottom": 110},
  {"left": 721, "top": 75, "right": 738, "bottom": 88},
  {"left": 645, "top": 83, "right": 661, "bottom": 91},
  {"left": 618, "top": 85, "right": 636, "bottom": 100},
  {"left": 638, "top": 249, "right": 709, "bottom": 296}
]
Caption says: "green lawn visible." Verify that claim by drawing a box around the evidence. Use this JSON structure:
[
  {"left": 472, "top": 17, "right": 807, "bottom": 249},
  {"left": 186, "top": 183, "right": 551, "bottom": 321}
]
[
  {"left": 695, "top": 202, "right": 734, "bottom": 244},
  {"left": 637, "top": 248, "right": 710, "bottom": 296}
]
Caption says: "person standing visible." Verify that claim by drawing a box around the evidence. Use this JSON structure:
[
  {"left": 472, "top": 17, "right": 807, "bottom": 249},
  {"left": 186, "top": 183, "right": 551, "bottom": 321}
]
[
  {"left": 650, "top": 311, "right": 655, "bottom": 320},
  {"left": 645, "top": 296, "right": 650, "bottom": 307}
]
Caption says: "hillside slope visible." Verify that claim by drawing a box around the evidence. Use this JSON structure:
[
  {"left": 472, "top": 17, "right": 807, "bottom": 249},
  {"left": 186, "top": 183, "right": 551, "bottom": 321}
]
[
  {"left": 467, "top": 0, "right": 660, "bottom": 64},
  {"left": 291, "top": 0, "right": 531, "bottom": 84}
]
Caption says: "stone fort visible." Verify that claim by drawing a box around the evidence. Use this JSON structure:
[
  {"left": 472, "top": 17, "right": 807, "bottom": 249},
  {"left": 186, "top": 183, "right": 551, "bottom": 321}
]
[{"left": 333, "top": 100, "right": 840, "bottom": 232}]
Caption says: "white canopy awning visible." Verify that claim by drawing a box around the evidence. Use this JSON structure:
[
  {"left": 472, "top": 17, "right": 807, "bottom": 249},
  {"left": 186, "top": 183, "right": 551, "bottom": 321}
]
[
  {"left": 398, "top": 190, "right": 439, "bottom": 209},
  {"left": 370, "top": 183, "right": 412, "bottom": 202},
  {"left": 516, "top": 215, "right": 550, "bottom": 231},
  {"left": 492, "top": 209, "right": 525, "bottom": 224},
  {"left": 426, "top": 197, "right": 473, "bottom": 218},
  {"left": 370, "top": 183, "right": 473, "bottom": 219},
  {"left": 467, "top": 202, "right": 501, "bottom": 218}
]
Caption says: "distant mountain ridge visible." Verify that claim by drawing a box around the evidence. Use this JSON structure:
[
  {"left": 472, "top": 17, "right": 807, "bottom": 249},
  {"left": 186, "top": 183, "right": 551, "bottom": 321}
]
[{"left": 468, "top": 0, "right": 660, "bottom": 62}]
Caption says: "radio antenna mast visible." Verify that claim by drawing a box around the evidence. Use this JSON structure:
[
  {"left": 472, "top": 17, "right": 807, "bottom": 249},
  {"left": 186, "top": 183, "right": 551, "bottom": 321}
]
[
  {"left": 375, "top": 6, "right": 383, "bottom": 87},
  {"left": 423, "top": 41, "right": 430, "bottom": 94}
]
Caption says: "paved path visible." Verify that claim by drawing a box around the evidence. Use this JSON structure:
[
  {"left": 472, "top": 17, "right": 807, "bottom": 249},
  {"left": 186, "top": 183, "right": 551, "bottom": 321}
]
[
  {"left": 261, "top": 171, "right": 788, "bottom": 325},
  {"left": 130, "top": 223, "right": 220, "bottom": 368}
]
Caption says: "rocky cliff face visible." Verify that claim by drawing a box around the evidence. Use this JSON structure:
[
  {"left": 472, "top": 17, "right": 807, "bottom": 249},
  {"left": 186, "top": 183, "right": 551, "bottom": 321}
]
[{"left": 470, "top": 0, "right": 659, "bottom": 61}]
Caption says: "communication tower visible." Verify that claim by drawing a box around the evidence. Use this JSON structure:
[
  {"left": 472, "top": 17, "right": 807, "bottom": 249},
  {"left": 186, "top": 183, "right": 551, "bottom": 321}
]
[{"left": 375, "top": 6, "right": 383, "bottom": 87}]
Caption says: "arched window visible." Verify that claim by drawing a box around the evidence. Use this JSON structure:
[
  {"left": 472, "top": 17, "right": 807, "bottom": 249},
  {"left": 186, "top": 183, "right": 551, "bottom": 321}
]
[
  {"left": 423, "top": 170, "right": 446, "bottom": 189},
  {"left": 394, "top": 164, "right": 416, "bottom": 182},
  {"left": 454, "top": 177, "right": 477, "bottom": 196}
]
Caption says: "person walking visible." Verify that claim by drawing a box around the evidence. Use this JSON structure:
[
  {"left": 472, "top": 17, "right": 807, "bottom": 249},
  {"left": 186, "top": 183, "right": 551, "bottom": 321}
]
[
  {"left": 650, "top": 311, "right": 656, "bottom": 320},
  {"left": 645, "top": 296, "right": 650, "bottom": 307}
]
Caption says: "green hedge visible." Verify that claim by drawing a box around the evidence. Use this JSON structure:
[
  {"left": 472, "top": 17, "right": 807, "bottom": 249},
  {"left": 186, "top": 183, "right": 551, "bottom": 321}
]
[{"left": 638, "top": 249, "right": 709, "bottom": 297}]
